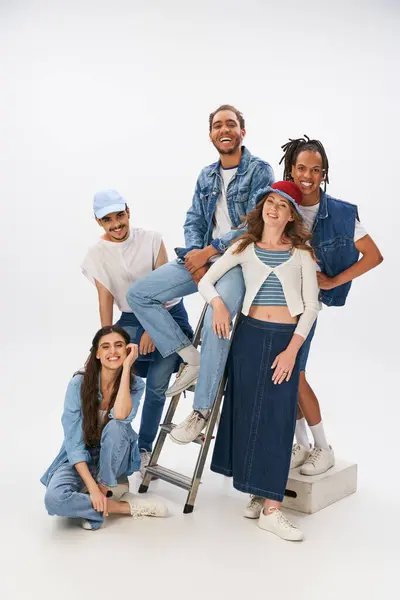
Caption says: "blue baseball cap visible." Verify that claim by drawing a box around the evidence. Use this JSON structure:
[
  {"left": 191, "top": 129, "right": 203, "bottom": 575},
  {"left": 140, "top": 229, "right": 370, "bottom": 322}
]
[{"left": 93, "top": 189, "right": 127, "bottom": 219}]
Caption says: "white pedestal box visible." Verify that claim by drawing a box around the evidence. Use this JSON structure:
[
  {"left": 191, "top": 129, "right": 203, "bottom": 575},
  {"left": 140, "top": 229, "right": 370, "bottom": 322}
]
[{"left": 282, "top": 459, "right": 357, "bottom": 514}]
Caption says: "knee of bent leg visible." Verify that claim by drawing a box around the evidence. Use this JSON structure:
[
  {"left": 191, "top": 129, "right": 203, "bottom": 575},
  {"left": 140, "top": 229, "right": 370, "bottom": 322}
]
[
  {"left": 44, "top": 486, "right": 65, "bottom": 516},
  {"left": 102, "top": 418, "right": 129, "bottom": 443},
  {"left": 126, "top": 279, "right": 146, "bottom": 308}
]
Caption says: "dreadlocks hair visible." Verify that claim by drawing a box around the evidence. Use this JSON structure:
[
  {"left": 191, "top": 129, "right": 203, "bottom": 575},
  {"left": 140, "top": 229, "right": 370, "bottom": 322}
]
[{"left": 279, "top": 135, "right": 329, "bottom": 191}]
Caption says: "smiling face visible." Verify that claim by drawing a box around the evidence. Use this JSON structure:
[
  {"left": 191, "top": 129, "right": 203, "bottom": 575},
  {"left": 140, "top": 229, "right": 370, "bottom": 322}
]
[
  {"left": 262, "top": 193, "right": 294, "bottom": 230},
  {"left": 291, "top": 150, "right": 324, "bottom": 200},
  {"left": 96, "top": 332, "right": 128, "bottom": 371},
  {"left": 97, "top": 207, "right": 130, "bottom": 242},
  {"left": 209, "top": 109, "right": 245, "bottom": 155}
]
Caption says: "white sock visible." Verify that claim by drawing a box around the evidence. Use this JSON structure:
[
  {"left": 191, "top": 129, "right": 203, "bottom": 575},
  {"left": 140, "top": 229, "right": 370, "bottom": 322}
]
[
  {"left": 309, "top": 421, "right": 330, "bottom": 450},
  {"left": 177, "top": 345, "right": 201, "bottom": 366},
  {"left": 295, "top": 418, "right": 310, "bottom": 448}
]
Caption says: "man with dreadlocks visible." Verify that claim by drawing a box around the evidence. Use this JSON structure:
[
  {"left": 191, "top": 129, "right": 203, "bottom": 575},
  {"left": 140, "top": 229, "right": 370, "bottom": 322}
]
[
  {"left": 275, "top": 135, "right": 383, "bottom": 478},
  {"left": 244, "top": 136, "right": 384, "bottom": 521}
]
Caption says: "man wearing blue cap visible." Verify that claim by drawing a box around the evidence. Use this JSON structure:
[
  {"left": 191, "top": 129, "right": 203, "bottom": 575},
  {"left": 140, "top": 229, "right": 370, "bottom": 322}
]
[
  {"left": 81, "top": 190, "right": 193, "bottom": 475},
  {"left": 127, "top": 105, "right": 274, "bottom": 444}
]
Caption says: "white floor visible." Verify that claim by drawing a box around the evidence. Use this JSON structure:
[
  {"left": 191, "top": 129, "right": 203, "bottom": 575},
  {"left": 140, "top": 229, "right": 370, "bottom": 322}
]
[{"left": 2, "top": 332, "right": 399, "bottom": 600}]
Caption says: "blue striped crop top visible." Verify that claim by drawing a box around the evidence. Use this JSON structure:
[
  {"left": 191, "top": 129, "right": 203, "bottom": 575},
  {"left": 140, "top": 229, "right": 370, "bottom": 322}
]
[{"left": 252, "top": 247, "right": 292, "bottom": 306}]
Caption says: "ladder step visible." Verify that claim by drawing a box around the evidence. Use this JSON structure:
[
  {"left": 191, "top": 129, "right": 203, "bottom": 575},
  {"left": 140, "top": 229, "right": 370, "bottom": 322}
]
[
  {"left": 145, "top": 465, "right": 194, "bottom": 491},
  {"left": 159, "top": 423, "right": 204, "bottom": 445}
]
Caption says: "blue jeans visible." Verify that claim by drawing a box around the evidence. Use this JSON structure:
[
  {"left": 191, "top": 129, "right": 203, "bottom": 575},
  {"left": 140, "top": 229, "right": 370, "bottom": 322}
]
[
  {"left": 116, "top": 316, "right": 178, "bottom": 451},
  {"left": 127, "top": 260, "right": 245, "bottom": 410},
  {"left": 298, "top": 319, "right": 317, "bottom": 372},
  {"left": 211, "top": 316, "right": 300, "bottom": 502},
  {"left": 44, "top": 420, "right": 139, "bottom": 530}
]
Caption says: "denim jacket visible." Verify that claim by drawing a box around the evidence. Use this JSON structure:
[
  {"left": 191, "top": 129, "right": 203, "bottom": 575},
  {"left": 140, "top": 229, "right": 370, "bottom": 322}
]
[
  {"left": 311, "top": 190, "right": 360, "bottom": 307},
  {"left": 175, "top": 146, "right": 274, "bottom": 260},
  {"left": 40, "top": 374, "right": 145, "bottom": 486}
]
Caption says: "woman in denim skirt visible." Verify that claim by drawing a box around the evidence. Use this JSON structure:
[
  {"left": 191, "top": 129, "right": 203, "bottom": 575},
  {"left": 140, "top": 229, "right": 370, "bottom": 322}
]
[
  {"left": 198, "top": 181, "right": 320, "bottom": 541},
  {"left": 41, "top": 325, "right": 168, "bottom": 531}
]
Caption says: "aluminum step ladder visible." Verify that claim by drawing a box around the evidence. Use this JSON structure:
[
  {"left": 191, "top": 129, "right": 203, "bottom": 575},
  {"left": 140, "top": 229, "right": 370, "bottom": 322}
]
[{"left": 138, "top": 303, "right": 236, "bottom": 513}]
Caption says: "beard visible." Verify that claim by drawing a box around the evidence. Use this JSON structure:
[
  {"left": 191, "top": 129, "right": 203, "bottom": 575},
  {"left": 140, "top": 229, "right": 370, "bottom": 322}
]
[{"left": 211, "top": 137, "right": 242, "bottom": 155}]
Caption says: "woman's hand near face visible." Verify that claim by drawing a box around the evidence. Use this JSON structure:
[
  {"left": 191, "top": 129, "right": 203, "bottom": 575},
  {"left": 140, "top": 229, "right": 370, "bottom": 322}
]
[
  {"left": 123, "top": 344, "right": 139, "bottom": 369},
  {"left": 210, "top": 297, "right": 230, "bottom": 339}
]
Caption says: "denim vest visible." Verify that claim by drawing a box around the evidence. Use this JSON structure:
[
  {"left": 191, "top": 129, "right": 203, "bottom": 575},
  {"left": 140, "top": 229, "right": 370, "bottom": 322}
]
[
  {"left": 311, "top": 191, "right": 360, "bottom": 307},
  {"left": 175, "top": 146, "right": 274, "bottom": 260}
]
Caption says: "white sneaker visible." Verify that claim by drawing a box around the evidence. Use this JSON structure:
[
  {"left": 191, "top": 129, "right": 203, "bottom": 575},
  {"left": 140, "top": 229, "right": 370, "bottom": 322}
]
[
  {"left": 139, "top": 450, "right": 152, "bottom": 478},
  {"left": 166, "top": 364, "right": 200, "bottom": 397},
  {"left": 243, "top": 495, "right": 264, "bottom": 519},
  {"left": 258, "top": 508, "right": 304, "bottom": 541},
  {"left": 300, "top": 446, "right": 335, "bottom": 476},
  {"left": 169, "top": 410, "right": 209, "bottom": 445},
  {"left": 120, "top": 492, "right": 169, "bottom": 518},
  {"left": 290, "top": 443, "right": 311, "bottom": 470}
]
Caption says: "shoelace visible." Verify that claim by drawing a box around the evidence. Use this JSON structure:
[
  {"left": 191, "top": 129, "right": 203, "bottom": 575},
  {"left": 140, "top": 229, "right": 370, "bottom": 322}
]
[
  {"left": 249, "top": 495, "right": 263, "bottom": 508},
  {"left": 186, "top": 411, "right": 205, "bottom": 431},
  {"left": 176, "top": 363, "right": 189, "bottom": 380},
  {"left": 140, "top": 450, "right": 151, "bottom": 466},
  {"left": 268, "top": 507, "right": 298, "bottom": 530},
  {"left": 304, "top": 447, "right": 323, "bottom": 466},
  {"left": 292, "top": 443, "right": 301, "bottom": 456}
]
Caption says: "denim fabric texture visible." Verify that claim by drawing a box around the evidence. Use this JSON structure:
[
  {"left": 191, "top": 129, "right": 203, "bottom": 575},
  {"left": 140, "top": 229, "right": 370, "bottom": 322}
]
[
  {"left": 44, "top": 419, "right": 138, "bottom": 530},
  {"left": 41, "top": 374, "right": 144, "bottom": 486},
  {"left": 116, "top": 312, "right": 181, "bottom": 451},
  {"left": 175, "top": 146, "right": 274, "bottom": 259},
  {"left": 311, "top": 191, "right": 360, "bottom": 307},
  {"left": 116, "top": 300, "right": 193, "bottom": 369},
  {"left": 127, "top": 261, "right": 245, "bottom": 410},
  {"left": 211, "top": 316, "right": 300, "bottom": 502},
  {"left": 298, "top": 319, "right": 317, "bottom": 372}
]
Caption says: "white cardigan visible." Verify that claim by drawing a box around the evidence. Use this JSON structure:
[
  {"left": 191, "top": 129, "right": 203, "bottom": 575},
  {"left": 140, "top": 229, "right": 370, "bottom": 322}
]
[{"left": 198, "top": 241, "right": 321, "bottom": 339}]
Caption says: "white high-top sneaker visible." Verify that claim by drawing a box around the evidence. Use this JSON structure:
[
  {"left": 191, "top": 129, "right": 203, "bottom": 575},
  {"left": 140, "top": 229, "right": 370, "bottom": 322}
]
[
  {"left": 258, "top": 508, "right": 304, "bottom": 541},
  {"left": 290, "top": 443, "right": 311, "bottom": 470},
  {"left": 300, "top": 446, "right": 335, "bottom": 476},
  {"left": 243, "top": 496, "right": 264, "bottom": 519},
  {"left": 169, "top": 409, "right": 210, "bottom": 444}
]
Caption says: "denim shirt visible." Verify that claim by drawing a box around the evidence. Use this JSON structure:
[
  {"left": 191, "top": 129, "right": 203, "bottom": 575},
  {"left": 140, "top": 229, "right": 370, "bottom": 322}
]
[
  {"left": 175, "top": 146, "right": 274, "bottom": 260},
  {"left": 311, "top": 190, "right": 360, "bottom": 307},
  {"left": 40, "top": 374, "right": 145, "bottom": 486}
]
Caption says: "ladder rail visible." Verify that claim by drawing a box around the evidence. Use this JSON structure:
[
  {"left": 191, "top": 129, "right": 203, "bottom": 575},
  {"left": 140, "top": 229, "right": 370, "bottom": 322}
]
[{"left": 139, "top": 303, "right": 239, "bottom": 512}]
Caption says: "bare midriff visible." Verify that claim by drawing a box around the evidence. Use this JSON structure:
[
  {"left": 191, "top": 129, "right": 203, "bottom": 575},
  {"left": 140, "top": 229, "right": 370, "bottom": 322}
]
[{"left": 248, "top": 304, "right": 298, "bottom": 325}]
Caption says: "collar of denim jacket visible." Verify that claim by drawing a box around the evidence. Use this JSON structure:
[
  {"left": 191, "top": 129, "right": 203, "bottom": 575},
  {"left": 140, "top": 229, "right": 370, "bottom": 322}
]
[
  {"left": 317, "top": 189, "right": 329, "bottom": 219},
  {"left": 208, "top": 145, "right": 250, "bottom": 177}
]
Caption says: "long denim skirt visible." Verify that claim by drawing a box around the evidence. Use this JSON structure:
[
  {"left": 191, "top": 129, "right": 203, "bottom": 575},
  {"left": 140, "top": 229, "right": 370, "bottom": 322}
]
[{"left": 211, "top": 315, "right": 301, "bottom": 502}]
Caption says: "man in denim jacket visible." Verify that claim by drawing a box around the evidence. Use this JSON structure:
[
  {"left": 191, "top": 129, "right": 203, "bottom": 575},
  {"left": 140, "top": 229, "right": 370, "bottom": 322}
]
[{"left": 127, "top": 105, "right": 274, "bottom": 443}]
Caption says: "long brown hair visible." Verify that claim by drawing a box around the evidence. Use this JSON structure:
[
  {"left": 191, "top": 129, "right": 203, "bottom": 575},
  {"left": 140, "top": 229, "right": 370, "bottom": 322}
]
[
  {"left": 79, "top": 325, "right": 134, "bottom": 447},
  {"left": 233, "top": 194, "right": 315, "bottom": 258}
]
